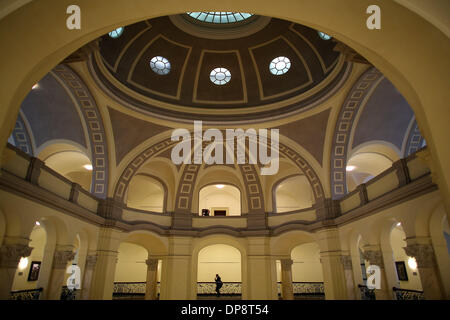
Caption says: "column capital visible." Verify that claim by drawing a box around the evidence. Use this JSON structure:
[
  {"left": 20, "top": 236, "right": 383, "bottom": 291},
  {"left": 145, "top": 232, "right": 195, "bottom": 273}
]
[
  {"left": 145, "top": 259, "right": 158, "bottom": 271},
  {"left": 280, "top": 258, "right": 293, "bottom": 271},
  {"left": 340, "top": 255, "right": 353, "bottom": 270},
  {"left": 85, "top": 255, "right": 98, "bottom": 269},
  {"left": 361, "top": 246, "right": 384, "bottom": 268},
  {"left": 0, "top": 244, "right": 33, "bottom": 268},
  {"left": 53, "top": 250, "right": 76, "bottom": 269},
  {"left": 403, "top": 243, "right": 436, "bottom": 268}
]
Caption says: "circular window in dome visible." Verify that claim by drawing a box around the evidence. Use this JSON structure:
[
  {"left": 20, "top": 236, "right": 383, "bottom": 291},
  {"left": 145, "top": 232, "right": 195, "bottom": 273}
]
[
  {"left": 149, "top": 56, "right": 171, "bottom": 75},
  {"left": 269, "top": 56, "right": 291, "bottom": 75},
  {"left": 318, "top": 31, "right": 332, "bottom": 40},
  {"left": 108, "top": 27, "right": 124, "bottom": 38},
  {"left": 186, "top": 12, "right": 253, "bottom": 24},
  {"left": 210, "top": 68, "right": 231, "bottom": 85}
]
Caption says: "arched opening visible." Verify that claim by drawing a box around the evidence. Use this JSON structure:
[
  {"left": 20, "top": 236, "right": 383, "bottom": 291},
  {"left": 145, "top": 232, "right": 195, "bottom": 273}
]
[
  {"left": 11, "top": 222, "right": 46, "bottom": 295},
  {"left": 197, "top": 244, "right": 242, "bottom": 299},
  {"left": 274, "top": 175, "right": 313, "bottom": 213},
  {"left": 113, "top": 241, "right": 162, "bottom": 300},
  {"left": 126, "top": 174, "right": 165, "bottom": 213},
  {"left": 390, "top": 223, "right": 423, "bottom": 291},
  {"left": 198, "top": 184, "right": 241, "bottom": 216},
  {"left": 38, "top": 143, "right": 92, "bottom": 192},
  {"left": 346, "top": 152, "right": 395, "bottom": 192},
  {"left": 276, "top": 242, "right": 324, "bottom": 300}
]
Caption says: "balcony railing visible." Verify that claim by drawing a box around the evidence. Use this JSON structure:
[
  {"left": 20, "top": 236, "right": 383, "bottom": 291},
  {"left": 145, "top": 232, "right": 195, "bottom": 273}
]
[
  {"left": 393, "top": 287, "right": 425, "bottom": 300},
  {"left": 9, "top": 287, "right": 43, "bottom": 300},
  {"left": 358, "top": 284, "right": 376, "bottom": 300}
]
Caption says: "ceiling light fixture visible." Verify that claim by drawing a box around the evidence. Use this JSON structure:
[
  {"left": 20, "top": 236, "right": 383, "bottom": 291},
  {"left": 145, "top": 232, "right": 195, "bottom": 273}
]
[
  {"left": 216, "top": 184, "right": 225, "bottom": 189},
  {"left": 396, "top": 222, "right": 401, "bottom": 227},
  {"left": 346, "top": 165, "right": 356, "bottom": 172},
  {"left": 35, "top": 221, "right": 40, "bottom": 226},
  {"left": 32, "top": 83, "right": 39, "bottom": 90},
  {"left": 83, "top": 164, "right": 93, "bottom": 171}
]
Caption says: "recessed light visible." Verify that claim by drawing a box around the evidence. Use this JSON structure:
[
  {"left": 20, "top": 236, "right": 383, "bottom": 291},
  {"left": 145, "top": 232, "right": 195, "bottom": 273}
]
[
  {"left": 83, "top": 164, "right": 93, "bottom": 171},
  {"left": 35, "top": 221, "right": 40, "bottom": 226},
  {"left": 32, "top": 83, "right": 39, "bottom": 90},
  {"left": 216, "top": 184, "right": 225, "bottom": 189},
  {"left": 396, "top": 222, "right": 401, "bottom": 227},
  {"left": 346, "top": 165, "right": 356, "bottom": 172}
]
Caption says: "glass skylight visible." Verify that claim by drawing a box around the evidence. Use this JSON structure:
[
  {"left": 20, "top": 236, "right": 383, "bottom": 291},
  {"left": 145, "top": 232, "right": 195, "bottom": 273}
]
[
  {"left": 186, "top": 12, "right": 253, "bottom": 24},
  {"left": 318, "top": 31, "right": 332, "bottom": 40},
  {"left": 109, "top": 27, "right": 124, "bottom": 38},
  {"left": 149, "top": 56, "right": 171, "bottom": 75},
  {"left": 269, "top": 56, "right": 291, "bottom": 75},
  {"left": 210, "top": 67, "right": 231, "bottom": 85}
]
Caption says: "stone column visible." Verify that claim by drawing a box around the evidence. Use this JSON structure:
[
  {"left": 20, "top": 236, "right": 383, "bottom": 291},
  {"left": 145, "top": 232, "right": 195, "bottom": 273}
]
[
  {"left": 0, "top": 243, "right": 33, "bottom": 299},
  {"left": 361, "top": 245, "right": 391, "bottom": 300},
  {"left": 403, "top": 241, "right": 444, "bottom": 300},
  {"left": 316, "top": 228, "right": 348, "bottom": 300},
  {"left": 341, "top": 254, "right": 356, "bottom": 300},
  {"left": 46, "top": 246, "right": 75, "bottom": 300},
  {"left": 145, "top": 259, "right": 158, "bottom": 300},
  {"left": 80, "top": 254, "right": 97, "bottom": 300},
  {"left": 280, "top": 259, "right": 294, "bottom": 300}
]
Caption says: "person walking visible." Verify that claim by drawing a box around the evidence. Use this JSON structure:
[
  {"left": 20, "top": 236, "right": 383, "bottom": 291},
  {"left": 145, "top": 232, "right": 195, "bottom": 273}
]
[{"left": 215, "top": 274, "right": 223, "bottom": 297}]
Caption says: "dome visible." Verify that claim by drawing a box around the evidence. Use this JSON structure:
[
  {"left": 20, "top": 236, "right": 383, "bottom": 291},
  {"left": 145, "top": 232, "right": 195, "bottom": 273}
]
[{"left": 91, "top": 14, "right": 346, "bottom": 122}]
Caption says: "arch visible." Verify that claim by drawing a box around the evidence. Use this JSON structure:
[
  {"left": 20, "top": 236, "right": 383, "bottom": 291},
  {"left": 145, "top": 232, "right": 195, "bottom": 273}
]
[
  {"left": 403, "top": 119, "right": 425, "bottom": 157},
  {"left": 198, "top": 184, "right": 242, "bottom": 216},
  {"left": 193, "top": 165, "right": 247, "bottom": 215},
  {"left": 113, "top": 134, "right": 325, "bottom": 214},
  {"left": 9, "top": 111, "right": 34, "bottom": 156},
  {"left": 121, "top": 230, "right": 169, "bottom": 256},
  {"left": 429, "top": 204, "right": 450, "bottom": 298},
  {"left": 289, "top": 242, "right": 323, "bottom": 283},
  {"left": 330, "top": 67, "right": 384, "bottom": 199},
  {"left": 39, "top": 145, "right": 93, "bottom": 191},
  {"left": 346, "top": 147, "right": 396, "bottom": 192},
  {"left": 126, "top": 173, "right": 166, "bottom": 213},
  {"left": 115, "top": 242, "right": 149, "bottom": 283},
  {"left": 1, "top": 1, "right": 449, "bottom": 219},
  {"left": 49, "top": 65, "right": 109, "bottom": 198},
  {"left": 273, "top": 174, "right": 313, "bottom": 213},
  {"left": 270, "top": 230, "right": 316, "bottom": 256},
  {"left": 190, "top": 234, "right": 248, "bottom": 299}
]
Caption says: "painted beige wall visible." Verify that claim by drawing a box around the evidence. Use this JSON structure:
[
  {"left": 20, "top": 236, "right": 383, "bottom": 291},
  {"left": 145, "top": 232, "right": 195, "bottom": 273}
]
[
  {"left": 11, "top": 225, "right": 46, "bottom": 291},
  {"left": 275, "top": 175, "right": 313, "bottom": 213},
  {"left": 114, "top": 242, "right": 147, "bottom": 282},
  {"left": 126, "top": 175, "right": 164, "bottom": 212},
  {"left": 197, "top": 244, "right": 241, "bottom": 282},
  {"left": 390, "top": 226, "right": 423, "bottom": 291},
  {"left": 291, "top": 243, "right": 323, "bottom": 282},
  {"left": 198, "top": 185, "right": 241, "bottom": 216}
]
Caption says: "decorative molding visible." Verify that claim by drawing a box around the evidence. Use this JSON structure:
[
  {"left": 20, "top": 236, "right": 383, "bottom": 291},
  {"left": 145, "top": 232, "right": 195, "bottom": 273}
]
[
  {"left": 340, "top": 255, "right": 353, "bottom": 270},
  {"left": 145, "top": 259, "right": 158, "bottom": 271},
  {"left": 361, "top": 248, "right": 384, "bottom": 268},
  {"left": 11, "top": 113, "right": 34, "bottom": 155},
  {"left": 52, "top": 65, "right": 109, "bottom": 198},
  {"left": 85, "top": 255, "right": 98, "bottom": 269},
  {"left": 0, "top": 244, "right": 33, "bottom": 268},
  {"left": 403, "top": 243, "right": 437, "bottom": 268},
  {"left": 53, "top": 250, "right": 76, "bottom": 269},
  {"left": 280, "top": 259, "right": 294, "bottom": 271},
  {"left": 404, "top": 120, "right": 425, "bottom": 157},
  {"left": 330, "top": 67, "right": 384, "bottom": 199}
]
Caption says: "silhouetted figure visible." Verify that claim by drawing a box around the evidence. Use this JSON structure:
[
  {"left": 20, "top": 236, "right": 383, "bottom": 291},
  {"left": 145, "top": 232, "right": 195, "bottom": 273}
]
[{"left": 215, "top": 274, "right": 223, "bottom": 297}]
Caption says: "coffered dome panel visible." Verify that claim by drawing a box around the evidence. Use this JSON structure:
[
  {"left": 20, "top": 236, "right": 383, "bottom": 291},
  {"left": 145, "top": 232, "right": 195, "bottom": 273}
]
[{"left": 92, "top": 15, "right": 346, "bottom": 122}]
